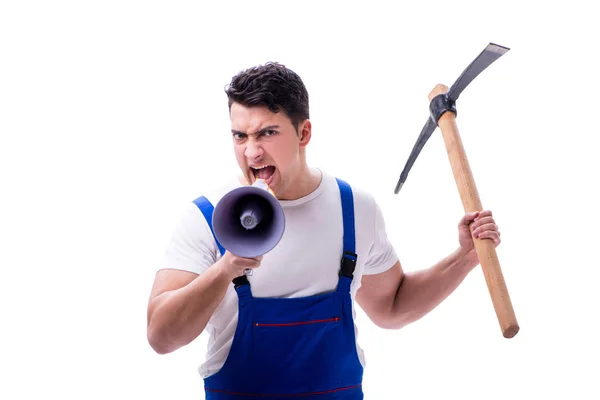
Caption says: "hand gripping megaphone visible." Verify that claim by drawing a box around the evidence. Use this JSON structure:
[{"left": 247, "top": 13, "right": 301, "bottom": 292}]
[{"left": 212, "top": 179, "right": 286, "bottom": 261}]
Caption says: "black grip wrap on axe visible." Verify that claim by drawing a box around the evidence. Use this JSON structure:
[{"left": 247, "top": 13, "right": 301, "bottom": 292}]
[{"left": 429, "top": 93, "right": 457, "bottom": 126}]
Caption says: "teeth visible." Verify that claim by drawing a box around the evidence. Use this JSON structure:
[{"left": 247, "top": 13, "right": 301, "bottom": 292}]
[{"left": 251, "top": 165, "right": 273, "bottom": 169}]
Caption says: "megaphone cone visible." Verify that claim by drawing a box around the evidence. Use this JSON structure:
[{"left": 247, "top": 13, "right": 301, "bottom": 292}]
[{"left": 212, "top": 179, "right": 285, "bottom": 258}]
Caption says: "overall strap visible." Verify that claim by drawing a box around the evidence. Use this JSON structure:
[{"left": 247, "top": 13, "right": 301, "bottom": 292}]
[
  {"left": 335, "top": 178, "right": 357, "bottom": 287},
  {"left": 193, "top": 196, "right": 252, "bottom": 295},
  {"left": 193, "top": 196, "right": 226, "bottom": 257}
]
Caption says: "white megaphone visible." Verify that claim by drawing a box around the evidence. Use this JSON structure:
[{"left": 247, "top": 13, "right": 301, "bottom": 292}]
[{"left": 212, "top": 179, "right": 286, "bottom": 260}]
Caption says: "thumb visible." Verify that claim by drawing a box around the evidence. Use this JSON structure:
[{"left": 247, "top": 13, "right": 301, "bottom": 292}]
[{"left": 461, "top": 211, "right": 480, "bottom": 227}]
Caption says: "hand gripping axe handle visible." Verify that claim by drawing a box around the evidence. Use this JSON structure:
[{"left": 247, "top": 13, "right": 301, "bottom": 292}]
[{"left": 395, "top": 43, "right": 519, "bottom": 338}]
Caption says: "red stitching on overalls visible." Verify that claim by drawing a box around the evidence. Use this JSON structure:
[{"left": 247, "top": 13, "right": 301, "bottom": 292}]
[
  {"left": 254, "top": 317, "right": 340, "bottom": 327},
  {"left": 206, "top": 384, "right": 362, "bottom": 397}
]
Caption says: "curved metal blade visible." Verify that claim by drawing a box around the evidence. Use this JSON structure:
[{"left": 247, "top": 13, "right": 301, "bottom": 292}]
[
  {"left": 447, "top": 43, "right": 510, "bottom": 101},
  {"left": 394, "top": 42, "right": 510, "bottom": 194},
  {"left": 394, "top": 118, "right": 436, "bottom": 194}
]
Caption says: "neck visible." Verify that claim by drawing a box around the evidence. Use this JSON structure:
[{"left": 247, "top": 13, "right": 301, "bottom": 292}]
[{"left": 278, "top": 165, "right": 322, "bottom": 201}]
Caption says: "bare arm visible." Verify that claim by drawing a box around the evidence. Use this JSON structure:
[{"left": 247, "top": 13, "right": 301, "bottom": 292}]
[
  {"left": 146, "top": 253, "right": 261, "bottom": 354},
  {"left": 356, "top": 248, "right": 477, "bottom": 330},
  {"left": 356, "top": 210, "right": 500, "bottom": 330}
]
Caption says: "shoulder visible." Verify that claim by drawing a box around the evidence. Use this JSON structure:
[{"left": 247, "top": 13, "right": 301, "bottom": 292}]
[
  {"left": 193, "top": 178, "right": 244, "bottom": 209},
  {"left": 325, "top": 174, "right": 399, "bottom": 275},
  {"left": 171, "top": 177, "right": 244, "bottom": 247},
  {"left": 155, "top": 177, "right": 242, "bottom": 275},
  {"left": 324, "top": 172, "right": 377, "bottom": 216},
  {"left": 323, "top": 172, "right": 391, "bottom": 242}
]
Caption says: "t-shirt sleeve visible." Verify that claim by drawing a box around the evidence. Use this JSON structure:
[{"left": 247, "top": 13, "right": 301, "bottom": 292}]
[
  {"left": 156, "top": 201, "right": 222, "bottom": 275},
  {"left": 362, "top": 199, "right": 399, "bottom": 275}
]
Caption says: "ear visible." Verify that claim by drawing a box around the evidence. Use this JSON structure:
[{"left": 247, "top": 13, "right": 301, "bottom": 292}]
[{"left": 298, "top": 120, "right": 312, "bottom": 147}]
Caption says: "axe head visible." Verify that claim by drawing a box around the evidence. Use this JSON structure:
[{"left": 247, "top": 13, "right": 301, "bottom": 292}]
[{"left": 394, "top": 43, "right": 509, "bottom": 194}]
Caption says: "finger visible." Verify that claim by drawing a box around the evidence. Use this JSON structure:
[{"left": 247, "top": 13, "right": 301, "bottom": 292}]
[
  {"left": 460, "top": 211, "right": 480, "bottom": 226},
  {"left": 471, "top": 216, "right": 496, "bottom": 230},
  {"left": 238, "top": 256, "right": 263, "bottom": 267},
  {"left": 472, "top": 222, "right": 499, "bottom": 237},
  {"left": 477, "top": 209, "right": 493, "bottom": 218},
  {"left": 249, "top": 256, "right": 263, "bottom": 265},
  {"left": 475, "top": 230, "right": 501, "bottom": 244}
]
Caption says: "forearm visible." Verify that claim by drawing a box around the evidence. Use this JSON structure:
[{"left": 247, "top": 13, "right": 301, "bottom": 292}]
[
  {"left": 389, "top": 248, "right": 478, "bottom": 329},
  {"left": 147, "top": 262, "right": 232, "bottom": 354}
]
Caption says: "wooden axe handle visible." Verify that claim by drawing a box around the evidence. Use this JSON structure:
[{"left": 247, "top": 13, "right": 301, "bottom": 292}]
[{"left": 430, "top": 85, "right": 519, "bottom": 338}]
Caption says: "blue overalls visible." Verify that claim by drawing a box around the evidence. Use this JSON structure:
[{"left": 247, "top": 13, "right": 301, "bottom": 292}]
[{"left": 193, "top": 178, "right": 364, "bottom": 399}]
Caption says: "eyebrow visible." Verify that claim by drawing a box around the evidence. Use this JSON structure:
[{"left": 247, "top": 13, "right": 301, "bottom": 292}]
[{"left": 231, "top": 125, "right": 280, "bottom": 136}]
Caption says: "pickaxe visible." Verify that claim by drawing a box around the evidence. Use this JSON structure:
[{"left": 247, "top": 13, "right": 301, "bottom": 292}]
[{"left": 394, "top": 43, "right": 519, "bottom": 339}]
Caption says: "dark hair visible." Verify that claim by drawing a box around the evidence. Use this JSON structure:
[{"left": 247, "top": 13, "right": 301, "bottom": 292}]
[{"left": 225, "top": 62, "right": 309, "bottom": 130}]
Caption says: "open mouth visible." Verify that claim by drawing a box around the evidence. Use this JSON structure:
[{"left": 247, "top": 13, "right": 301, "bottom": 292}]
[{"left": 250, "top": 165, "right": 276, "bottom": 185}]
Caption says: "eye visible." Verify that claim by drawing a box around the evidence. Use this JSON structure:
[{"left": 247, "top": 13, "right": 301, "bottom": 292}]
[
  {"left": 233, "top": 132, "right": 247, "bottom": 140},
  {"left": 262, "top": 129, "right": 278, "bottom": 137}
]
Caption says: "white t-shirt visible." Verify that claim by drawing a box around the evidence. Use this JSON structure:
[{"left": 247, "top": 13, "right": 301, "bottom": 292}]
[{"left": 157, "top": 170, "right": 398, "bottom": 378}]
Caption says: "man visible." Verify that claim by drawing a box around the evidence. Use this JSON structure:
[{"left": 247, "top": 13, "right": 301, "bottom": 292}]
[{"left": 147, "top": 62, "right": 501, "bottom": 399}]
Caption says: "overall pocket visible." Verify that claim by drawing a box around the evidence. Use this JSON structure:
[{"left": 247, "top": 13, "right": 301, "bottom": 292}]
[{"left": 251, "top": 315, "right": 359, "bottom": 394}]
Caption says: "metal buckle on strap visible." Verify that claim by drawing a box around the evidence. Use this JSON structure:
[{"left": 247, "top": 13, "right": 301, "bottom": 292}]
[
  {"left": 232, "top": 275, "right": 249, "bottom": 288},
  {"left": 340, "top": 251, "right": 357, "bottom": 278}
]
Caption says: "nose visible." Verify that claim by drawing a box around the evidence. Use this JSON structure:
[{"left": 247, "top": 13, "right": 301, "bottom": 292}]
[{"left": 244, "top": 139, "right": 263, "bottom": 161}]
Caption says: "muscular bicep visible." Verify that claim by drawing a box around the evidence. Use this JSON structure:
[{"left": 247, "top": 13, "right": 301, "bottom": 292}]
[
  {"left": 356, "top": 260, "right": 404, "bottom": 328},
  {"left": 147, "top": 269, "right": 199, "bottom": 318},
  {"left": 150, "top": 269, "right": 198, "bottom": 300}
]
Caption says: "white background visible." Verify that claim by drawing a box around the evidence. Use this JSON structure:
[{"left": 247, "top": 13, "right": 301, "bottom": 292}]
[{"left": 2, "top": 0, "right": 599, "bottom": 399}]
